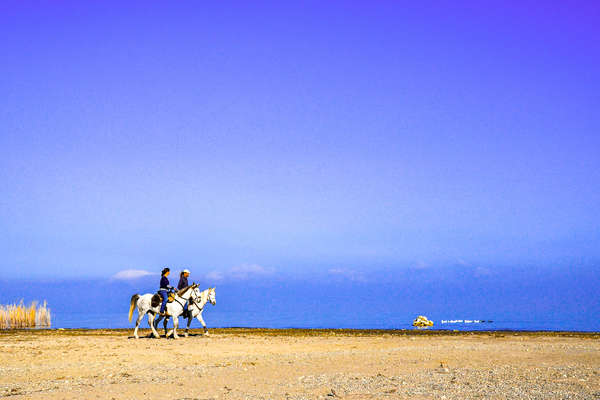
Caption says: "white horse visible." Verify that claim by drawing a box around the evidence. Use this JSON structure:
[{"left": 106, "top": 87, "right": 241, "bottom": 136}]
[
  {"left": 128, "top": 284, "right": 200, "bottom": 339},
  {"left": 161, "top": 287, "right": 216, "bottom": 338}
]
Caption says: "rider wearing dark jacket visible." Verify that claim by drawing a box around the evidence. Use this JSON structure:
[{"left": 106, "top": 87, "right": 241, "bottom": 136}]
[
  {"left": 158, "top": 268, "right": 173, "bottom": 315},
  {"left": 177, "top": 269, "right": 190, "bottom": 290}
]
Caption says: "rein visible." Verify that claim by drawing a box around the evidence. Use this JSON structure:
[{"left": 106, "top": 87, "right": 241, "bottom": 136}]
[
  {"left": 172, "top": 295, "right": 187, "bottom": 309},
  {"left": 188, "top": 291, "right": 206, "bottom": 310},
  {"left": 185, "top": 289, "right": 211, "bottom": 316},
  {"left": 175, "top": 288, "right": 204, "bottom": 313},
  {"left": 172, "top": 287, "right": 197, "bottom": 310}
]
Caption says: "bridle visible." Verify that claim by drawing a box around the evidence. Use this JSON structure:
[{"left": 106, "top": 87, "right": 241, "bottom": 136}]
[
  {"left": 188, "top": 288, "right": 206, "bottom": 309},
  {"left": 188, "top": 289, "right": 202, "bottom": 308}
]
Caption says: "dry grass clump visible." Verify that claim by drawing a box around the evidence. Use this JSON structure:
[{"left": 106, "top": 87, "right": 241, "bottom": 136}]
[{"left": 0, "top": 300, "right": 51, "bottom": 329}]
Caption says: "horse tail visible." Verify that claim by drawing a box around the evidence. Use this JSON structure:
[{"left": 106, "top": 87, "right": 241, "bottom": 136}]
[{"left": 129, "top": 294, "right": 140, "bottom": 322}]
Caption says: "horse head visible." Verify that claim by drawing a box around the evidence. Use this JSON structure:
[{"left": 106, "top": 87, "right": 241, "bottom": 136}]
[{"left": 208, "top": 287, "right": 216, "bottom": 305}]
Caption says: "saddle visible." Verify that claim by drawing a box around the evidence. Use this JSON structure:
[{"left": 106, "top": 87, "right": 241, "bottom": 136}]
[{"left": 151, "top": 292, "right": 175, "bottom": 308}]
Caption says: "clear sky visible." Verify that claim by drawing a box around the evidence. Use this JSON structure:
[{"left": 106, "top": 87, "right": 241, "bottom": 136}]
[{"left": 1, "top": 1, "right": 599, "bottom": 279}]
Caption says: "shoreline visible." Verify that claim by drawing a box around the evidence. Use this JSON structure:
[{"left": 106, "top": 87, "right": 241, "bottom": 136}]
[{"left": 2, "top": 327, "right": 599, "bottom": 338}]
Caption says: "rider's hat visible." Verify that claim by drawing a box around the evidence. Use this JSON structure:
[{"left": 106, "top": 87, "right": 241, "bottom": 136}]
[{"left": 183, "top": 269, "right": 190, "bottom": 274}]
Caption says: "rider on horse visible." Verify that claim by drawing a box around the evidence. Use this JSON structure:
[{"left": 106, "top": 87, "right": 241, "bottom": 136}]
[
  {"left": 177, "top": 269, "right": 190, "bottom": 290},
  {"left": 177, "top": 269, "right": 192, "bottom": 318},
  {"left": 159, "top": 267, "right": 174, "bottom": 316}
]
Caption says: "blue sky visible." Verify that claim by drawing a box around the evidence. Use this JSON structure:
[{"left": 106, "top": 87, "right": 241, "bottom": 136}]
[{"left": 1, "top": 1, "right": 599, "bottom": 280}]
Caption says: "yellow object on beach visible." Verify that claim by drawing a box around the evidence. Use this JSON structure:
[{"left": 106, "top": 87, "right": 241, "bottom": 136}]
[{"left": 413, "top": 315, "right": 434, "bottom": 327}]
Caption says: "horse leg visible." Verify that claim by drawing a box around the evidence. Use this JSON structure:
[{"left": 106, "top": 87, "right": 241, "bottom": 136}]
[
  {"left": 149, "top": 313, "right": 161, "bottom": 338},
  {"left": 134, "top": 313, "right": 143, "bottom": 339},
  {"left": 146, "top": 313, "right": 153, "bottom": 336},
  {"left": 184, "top": 316, "right": 192, "bottom": 337},
  {"left": 163, "top": 317, "right": 171, "bottom": 338},
  {"left": 197, "top": 313, "right": 209, "bottom": 336},
  {"left": 172, "top": 316, "right": 180, "bottom": 339}
]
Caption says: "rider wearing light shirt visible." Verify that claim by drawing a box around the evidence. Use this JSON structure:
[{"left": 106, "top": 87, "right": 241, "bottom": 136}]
[{"left": 177, "top": 269, "right": 190, "bottom": 290}]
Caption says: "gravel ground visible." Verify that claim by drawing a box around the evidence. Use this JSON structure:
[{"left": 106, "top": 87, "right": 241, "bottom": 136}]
[{"left": 0, "top": 329, "right": 598, "bottom": 399}]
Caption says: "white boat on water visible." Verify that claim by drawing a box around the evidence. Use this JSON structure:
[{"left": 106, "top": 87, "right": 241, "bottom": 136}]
[{"left": 441, "top": 319, "right": 487, "bottom": 324}]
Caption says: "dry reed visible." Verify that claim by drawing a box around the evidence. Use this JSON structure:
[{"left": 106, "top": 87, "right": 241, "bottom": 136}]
[{"left": 0, "top": 300, "right": 51, "bottom": 329}]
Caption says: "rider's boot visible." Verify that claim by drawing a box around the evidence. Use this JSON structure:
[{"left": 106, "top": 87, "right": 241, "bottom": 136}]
[{"left": 158, "top": 305, "right": 168, "bottom": 317}]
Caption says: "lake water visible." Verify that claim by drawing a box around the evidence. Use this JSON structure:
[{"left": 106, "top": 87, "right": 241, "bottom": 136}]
[
  {"left": 52, "top": 311, "right": 597, "bottom": 332},
  {"left": 2, "top": 266, "right": 599, "bottom": 332}
]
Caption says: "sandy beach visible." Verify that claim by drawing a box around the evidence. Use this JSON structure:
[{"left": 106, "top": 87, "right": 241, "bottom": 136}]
[{"left": 1, "top": 329, "right": 598, "bottom": 399}]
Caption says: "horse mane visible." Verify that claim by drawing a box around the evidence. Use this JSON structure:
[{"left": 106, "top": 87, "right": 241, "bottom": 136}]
[{"left": 177, "top": 285, "right": 193, "bottom": 297}]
